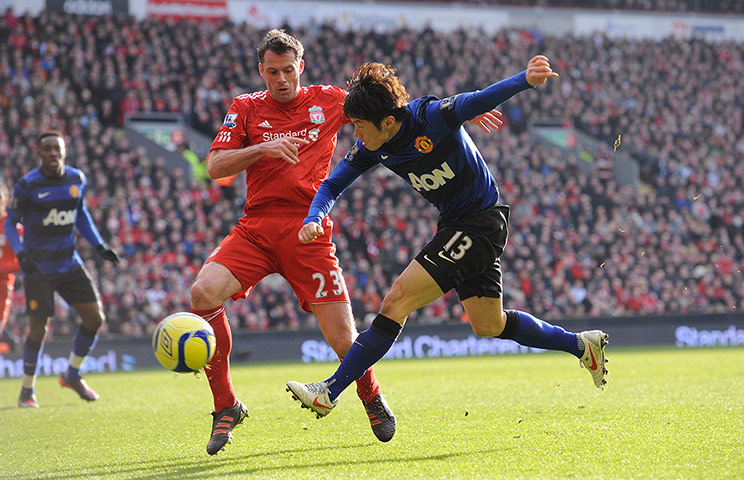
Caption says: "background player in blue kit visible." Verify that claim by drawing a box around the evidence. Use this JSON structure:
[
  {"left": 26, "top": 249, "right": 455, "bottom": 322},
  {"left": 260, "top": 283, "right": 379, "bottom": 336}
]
[
  {"left": 4, "top": 131, "right": 120, "bottom": 408},
  {"left": 288, "top": 56, "right": 610, "bottom": 419}
]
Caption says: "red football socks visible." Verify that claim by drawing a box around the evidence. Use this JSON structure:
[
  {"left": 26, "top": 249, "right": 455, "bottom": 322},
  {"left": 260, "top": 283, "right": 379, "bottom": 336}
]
[{"left": 193, "top": 306, "right": 237, "bottom": 412}]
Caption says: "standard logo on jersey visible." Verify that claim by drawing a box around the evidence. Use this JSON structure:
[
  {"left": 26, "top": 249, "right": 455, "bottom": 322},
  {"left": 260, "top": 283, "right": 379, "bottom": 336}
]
[
  {"left": 409, "top": 162, "right": 455, "bottom": 192},
  {"left": 223, "top": 113, "right": 238, "bottom": 129},
  {"left": 42, "top": 208, "right": 77, "bottom": 226},
  {"left": 263, "top": 128, "right": 307, "bottom": 142},
  {"left": 415, "top": 136, "right": 434, "bottom": 154},
  {"left": 216, "top": 131, "right": 231, "bottom": 143},
  {"left": 308, "top": 128, "right": 320, "bottom": 142},
  {"left": 441, "top": 95, "right": 459, "bottom": 111},
  {"left": 69, "top": 185, "right": 80, "bottom": 198},
  {"left": 308, "top": 106, "right": 325, "bottom": 124}
]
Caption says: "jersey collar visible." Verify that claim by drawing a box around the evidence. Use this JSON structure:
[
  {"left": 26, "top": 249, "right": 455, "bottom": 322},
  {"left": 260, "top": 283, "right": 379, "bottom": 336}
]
[{"left": 265, "top": 86, "right": 308, "bottom": 109}]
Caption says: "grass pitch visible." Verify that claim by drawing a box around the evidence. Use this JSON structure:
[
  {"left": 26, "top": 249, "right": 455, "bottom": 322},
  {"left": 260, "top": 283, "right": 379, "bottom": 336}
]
[{"left": 2, "top": 347, "right": 743, "bottom": 479}]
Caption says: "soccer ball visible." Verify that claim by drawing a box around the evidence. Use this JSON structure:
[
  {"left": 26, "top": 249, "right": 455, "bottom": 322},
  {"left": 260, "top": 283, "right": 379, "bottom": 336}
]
[{"left": 152, "top": 312, "right": 216, "bottom": 373}]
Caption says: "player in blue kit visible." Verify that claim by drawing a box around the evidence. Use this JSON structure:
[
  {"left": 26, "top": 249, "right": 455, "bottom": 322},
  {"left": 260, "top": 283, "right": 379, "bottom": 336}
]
[
  {"left": 287, "top": 56, "right": 609, "bottom": 419},
  {"left": 4, "top": 131, "right": 120, "bottom": 408}
]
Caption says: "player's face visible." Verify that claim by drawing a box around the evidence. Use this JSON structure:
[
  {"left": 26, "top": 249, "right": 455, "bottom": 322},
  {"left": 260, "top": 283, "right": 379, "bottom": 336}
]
[
  {"left": 350, "top": 117, "right": 399, "bottom": 151},
  {"left": 259, "top": 50, "right": 304, "bottom": 103},
  {"left": 39, "top": 135, "right": 66, "bottom": 179}
]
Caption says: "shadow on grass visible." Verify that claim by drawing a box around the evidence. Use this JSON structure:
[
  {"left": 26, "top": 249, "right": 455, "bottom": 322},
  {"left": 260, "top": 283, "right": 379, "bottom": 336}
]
[{"left": 5, "top": 442, "right": 500, "bottom": 479}]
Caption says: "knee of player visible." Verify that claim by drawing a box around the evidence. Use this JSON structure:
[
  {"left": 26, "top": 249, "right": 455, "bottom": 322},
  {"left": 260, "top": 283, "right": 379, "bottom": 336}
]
[
  {"left": 469, "top": 314, "right": 506, "bottom": 337},
  {"left": 379, "top": 292, "right": 411, "bottom": 322},
  {"left": 190, "top": 280, "right": 215, "bottom": 308}
]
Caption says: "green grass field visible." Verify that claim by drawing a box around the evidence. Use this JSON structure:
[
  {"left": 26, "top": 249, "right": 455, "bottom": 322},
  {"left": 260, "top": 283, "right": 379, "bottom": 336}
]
[{"left": 2, "top": 347, "right": 743, "bottom": 479}]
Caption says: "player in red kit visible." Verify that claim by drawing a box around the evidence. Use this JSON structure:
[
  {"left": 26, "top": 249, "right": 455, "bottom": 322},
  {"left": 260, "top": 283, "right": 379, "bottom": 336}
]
[
  {"left": 0, "top": 181, "right": 20, "bottom": 346},
  {"left": 189, "top": 29, "right": 393, "bottom": 455}
]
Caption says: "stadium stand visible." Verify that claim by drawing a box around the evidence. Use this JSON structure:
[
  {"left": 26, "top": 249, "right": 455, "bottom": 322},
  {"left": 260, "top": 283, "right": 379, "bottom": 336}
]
[{"left": 1, "top": 8, "right": 742, "bottom": 343}]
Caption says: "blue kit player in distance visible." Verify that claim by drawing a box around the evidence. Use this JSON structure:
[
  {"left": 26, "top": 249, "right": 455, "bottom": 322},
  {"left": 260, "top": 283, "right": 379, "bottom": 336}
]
[
  {"left": 287, "top": 56, "right": 609, "bottom": 419},
  {"left": 4, "top": 131, "right": 120, "bottom": 408}
]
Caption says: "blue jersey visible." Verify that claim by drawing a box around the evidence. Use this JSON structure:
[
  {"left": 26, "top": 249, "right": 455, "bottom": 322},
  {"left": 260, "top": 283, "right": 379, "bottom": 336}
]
[
  {"left": 305, "top": 71, "right": 533, "bottom": 225},
  {"left": 3, "top": 165, "right": 104, "bottom": 277}
]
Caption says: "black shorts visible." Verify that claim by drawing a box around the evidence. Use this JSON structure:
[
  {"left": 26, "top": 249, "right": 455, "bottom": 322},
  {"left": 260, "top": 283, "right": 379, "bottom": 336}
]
[
  {"left": 415, "top": 204, "right": 509, "bottom": 301},
  {"left": 23, "top": 267, "right": 101, "bottom": 318}
]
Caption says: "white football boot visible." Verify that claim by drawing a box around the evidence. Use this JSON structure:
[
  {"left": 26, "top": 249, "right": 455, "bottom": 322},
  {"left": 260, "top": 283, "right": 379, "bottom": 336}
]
[
  {"left": 578, "top": 330, "right": 609, "bottom": 389},
  {"left": 286, "top": 380, "right": 338, "bottom": 418}
]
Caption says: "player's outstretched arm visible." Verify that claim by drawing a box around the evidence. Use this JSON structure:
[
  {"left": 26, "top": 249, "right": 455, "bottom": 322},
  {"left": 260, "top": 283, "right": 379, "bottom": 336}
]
[
  {"left": 300, "top": 158, "right": 365, "bottom": 244},
  {"left": 525, "top": 55, "right": 559, "bottom": 86}
]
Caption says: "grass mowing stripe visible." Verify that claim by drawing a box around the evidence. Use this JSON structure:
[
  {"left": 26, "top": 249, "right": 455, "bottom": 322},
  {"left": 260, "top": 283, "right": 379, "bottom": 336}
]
[{"left": 1, "top": 347, "right": 742, "bottom": 479}]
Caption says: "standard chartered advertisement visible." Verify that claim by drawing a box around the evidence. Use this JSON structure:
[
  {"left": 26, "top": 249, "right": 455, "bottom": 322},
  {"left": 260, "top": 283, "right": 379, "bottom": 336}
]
[{"left": 0, "top": 314, "right": 741, "bottom": 377}]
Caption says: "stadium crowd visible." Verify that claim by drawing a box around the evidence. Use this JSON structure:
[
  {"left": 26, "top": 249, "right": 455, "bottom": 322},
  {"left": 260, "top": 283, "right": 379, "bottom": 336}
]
[
  {"left": 0, "top": 8, "right": 742, "bottom": 343},
  {"left": 430, "top": 0, "right": 743, "bottom": 14}
]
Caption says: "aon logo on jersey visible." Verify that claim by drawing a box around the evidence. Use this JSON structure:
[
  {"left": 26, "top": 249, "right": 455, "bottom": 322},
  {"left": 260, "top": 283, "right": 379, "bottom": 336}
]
[
  {"left": 409, "top": 162, "right": 454, "bottom": 192},
  {"left": 43, "top": 208, "right": 77, "bottom": 226}
]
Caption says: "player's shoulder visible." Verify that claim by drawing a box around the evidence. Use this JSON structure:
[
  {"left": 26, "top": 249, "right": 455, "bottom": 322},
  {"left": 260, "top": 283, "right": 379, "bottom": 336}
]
[
  {"left": 411, "top": 95, "right": 441, "bottom": 115},
  {"left": 18, "top": 168, "right": 42, "bottom": 188},
  {"left": 306, "top": 84, "right": 347, "bottom": 102},
  {"left": 234, "top": 90, "right": 269, "bottom": 105},
  {"left": 65, "top": 165, "right": 85, "bottom": 181}
]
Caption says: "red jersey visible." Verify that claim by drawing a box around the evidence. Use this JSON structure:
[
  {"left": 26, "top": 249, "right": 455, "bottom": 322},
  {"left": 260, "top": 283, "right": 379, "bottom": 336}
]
[
  {"left": 0, "top": 213, "right": 20, "bottom": 275},
  {"left": 210, "top": 85, "right": 350, "bottom": 215}
]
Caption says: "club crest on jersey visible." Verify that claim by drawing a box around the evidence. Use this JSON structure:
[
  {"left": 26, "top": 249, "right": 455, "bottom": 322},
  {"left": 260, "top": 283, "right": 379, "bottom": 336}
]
[
  {"left": 69, "top": 185, "right": 80, "bottom": 198},
  {"left": 308, "top": 106, "right": 325, "bottom": 124},
  {"left": 415, "top": 136, "right": 434, "bottom": 154},
  {"left": 223, "top": 113, "right": 238, "bottom": 129}
]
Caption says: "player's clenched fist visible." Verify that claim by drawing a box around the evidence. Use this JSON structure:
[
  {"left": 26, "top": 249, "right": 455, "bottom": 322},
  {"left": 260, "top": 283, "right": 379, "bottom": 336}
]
[
  {"left": 298, "top": 221, "right": 324, "bottom": 244},
  {"left": 526, "top": 55, "right": 559, "bottom": 86},
  {"left": 262, "top": 136, "right": 310, "bottom": 164}
]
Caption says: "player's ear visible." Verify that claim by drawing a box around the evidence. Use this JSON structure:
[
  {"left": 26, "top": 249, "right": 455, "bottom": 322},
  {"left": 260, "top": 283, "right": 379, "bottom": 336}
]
[
  {"left": 258, "top": 63, "right": 264, "bottom": 76},
  {"left": 298, "top": 59, "right": 305, "bottom": 74}
]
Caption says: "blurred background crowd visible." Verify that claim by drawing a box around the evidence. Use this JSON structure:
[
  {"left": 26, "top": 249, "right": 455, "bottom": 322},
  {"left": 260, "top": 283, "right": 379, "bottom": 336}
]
[{"left": 1, "top": 3, "right": 742, "bottom": 343}]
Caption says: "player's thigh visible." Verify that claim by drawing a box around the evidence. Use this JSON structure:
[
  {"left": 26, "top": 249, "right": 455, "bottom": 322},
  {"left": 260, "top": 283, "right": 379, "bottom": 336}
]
[
  {"left": 191, "top": 261, "right": 244, "bottom": 308},
  {"left": 278, "top": 216, "right": 349, "bottom": 312},
  {"left": 380, "top": 260, "right": 444, "bottom": 323},
  {"left": 56, "top": 268, "right": 105, "bottom": 328},
  {"left": 195, "top": 223, "right": 276, "bottom": 306},
  {"left": 462, "top": 295, "right": 505, "bottom": 337},
  {"left": 23, "top": 273, "right": 55, "bottom": 318},
  {"left": 310, "top": 301, "right": 356, "bottom": 356}
]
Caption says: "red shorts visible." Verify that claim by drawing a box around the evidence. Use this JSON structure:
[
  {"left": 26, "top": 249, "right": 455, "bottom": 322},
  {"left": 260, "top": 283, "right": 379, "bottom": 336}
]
[{"left": 206, "top": 212, "right": 348, "bottom": 312}]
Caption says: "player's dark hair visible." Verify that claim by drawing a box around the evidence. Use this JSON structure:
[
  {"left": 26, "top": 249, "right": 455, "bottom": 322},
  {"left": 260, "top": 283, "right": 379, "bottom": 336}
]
[
  {"left": 257, "top": 29, "right": 304, "bottom": 64},
  {"left": 38, "top": 131, "right": 63, "bottom": 145},
  {"left": 344, "top": 63, "right": 409, "bottom": 128}
]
